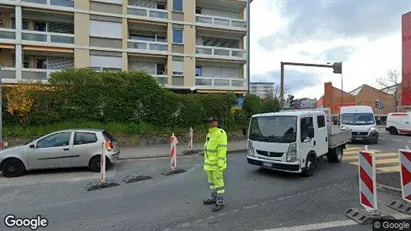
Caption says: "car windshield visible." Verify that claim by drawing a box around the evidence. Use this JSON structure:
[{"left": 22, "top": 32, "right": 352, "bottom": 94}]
[
  {"left": 249, "top": 116, "right": 297, "bottom": 143},
  {"left": 341, "top": 113, "right": 375, "bottom": 125}
]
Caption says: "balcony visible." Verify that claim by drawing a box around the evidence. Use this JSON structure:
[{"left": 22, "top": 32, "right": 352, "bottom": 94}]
[
  {"left": 21, "top": 0, "right": 74, "bottom": 8},
  {"left": 127, "top": 6, "right": 168, "bottom": 20},
  {"left": 196, "top": 14, "right": 246, "bottom": 30},
  {"left": 0, "top": 28, "right": 16, "bottom": 41},
  {"left": 22, "top": 68, "right": 58, "bottom": 80},
  {"left": 128, "top": 40, "right": 168, "bottom": 54},
  {"left": 152, "top": 75, "right": 168, "bottom": 85},
  {"left": 196, "top": 45, "right": 245, "bottom": 60},
  {"left": 196, "top": 77, "right": 246, "bottom": 89},
  {"left": 22, "top": 30, "right": 74, "bottom": 45},
  {"left": 0, "top": 67, "right": 17, "bottom": 80}
]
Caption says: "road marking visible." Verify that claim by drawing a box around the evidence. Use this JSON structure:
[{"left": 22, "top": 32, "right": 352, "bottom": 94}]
[
  {"left": 206, "top": 216, "right": 215, "bottom": 220},
  {"left": 378, "top": 165, "right": 400, "bottom": 172},
  {"left": 349, "top": 159, "right": 399, "bottom": 165},
  {"left": 244, "top": 204, "right": 258, "bottom": 209},
  {"left": 380, "top": 138, "right": 387, "bottom": 140},
  {"left": 217, "top": 213, "right": 226, "bottom": 217},
  {"left": 256, "top": 219, "right": 357, "bottom": 231},
  {"left": 194, "top": 220, "right": 203, "bottom": 223},
  {"left": 393, "top": 139, "right": 403, "bottom": 142}
]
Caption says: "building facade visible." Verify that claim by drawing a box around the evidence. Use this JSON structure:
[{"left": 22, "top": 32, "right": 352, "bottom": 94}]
[
  {"left": 250, "top": 81, "right": 274, "bottom": 98},
  {"left": 0, "top": 0, "right": 248, "bottom": 94}
]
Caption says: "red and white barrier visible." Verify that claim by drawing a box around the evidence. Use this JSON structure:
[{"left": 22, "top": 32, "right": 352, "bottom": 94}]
[
  {"left": 188, "top": 127, "right": 193, "bottom": 151},
  {"left": 170, "top": 133, "right": 178, "bottom": 170},
  {"left": 100, "top": 142, "right": 106, "bottom": 182},
  {"left": 399, "top": 148, "right": 411, "bottom": 202},
  {"left": 358, "top": 146, "right": 377, "bottom": 211}
]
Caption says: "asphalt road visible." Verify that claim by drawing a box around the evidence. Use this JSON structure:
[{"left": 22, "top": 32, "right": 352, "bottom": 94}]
[{"left": 0, "top": 132, "right": 411, "bottom": 231}]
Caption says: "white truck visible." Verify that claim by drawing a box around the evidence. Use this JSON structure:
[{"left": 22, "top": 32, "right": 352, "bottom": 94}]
[{"left": 247, "top": 110, "right": 352, "bottom": 176}]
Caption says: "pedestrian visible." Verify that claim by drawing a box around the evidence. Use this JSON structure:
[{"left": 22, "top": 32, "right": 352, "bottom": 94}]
[{"left": 203, "top": 117, "right": 228, "bottom": 212}]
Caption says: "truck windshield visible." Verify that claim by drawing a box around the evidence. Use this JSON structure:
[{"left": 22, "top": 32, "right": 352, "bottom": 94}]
[
  {"left": 341, "top": 113, "right": 374, "bottom": 125},
  {"left": 249, "top": 116, "right": 297, "bottom": 143}
]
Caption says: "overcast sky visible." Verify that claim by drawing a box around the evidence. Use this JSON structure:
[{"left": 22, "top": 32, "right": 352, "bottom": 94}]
[{"left": 250, "top": 0, "right": 409, "bottom": 98}]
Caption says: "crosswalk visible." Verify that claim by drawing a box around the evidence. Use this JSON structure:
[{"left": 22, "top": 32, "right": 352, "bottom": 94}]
[{"left": 343, "top": 146, "right": 400, "bottom": 173}]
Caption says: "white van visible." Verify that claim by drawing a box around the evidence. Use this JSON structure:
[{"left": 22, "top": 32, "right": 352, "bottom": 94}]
[
  {"left": 340, "top": 106, "right": 378, "bottom": 144},
  {"left": 386, "top": 112, "right": 411, "bottom": 135}
]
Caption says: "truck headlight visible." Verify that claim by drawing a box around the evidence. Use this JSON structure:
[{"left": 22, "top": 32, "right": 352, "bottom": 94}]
[
  {"left": 341, "top": 126, "right": 348, "bottom": 130},
  {"left": 286, "top": 143, "right": 297, "bottom": 162},
  {"left": 369, "top": 127, "right": 377, "bottom": 132},
  {"left": 248, "top": 141, "right": 255, "bottom": 157}
]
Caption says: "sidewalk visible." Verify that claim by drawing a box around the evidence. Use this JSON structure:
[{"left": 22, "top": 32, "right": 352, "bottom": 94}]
[{"left": 119, "top": 139, "right": 247, "bottom": 160}]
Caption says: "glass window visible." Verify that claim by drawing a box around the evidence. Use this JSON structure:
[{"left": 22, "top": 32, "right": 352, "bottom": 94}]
[
  {"left": 35, "top": 21, "right": 47, "bottom": 32},
  {"left": 37, "top": 132, "right": 72, "bottom": 148},
  {"left": 300, "top": 117, "right": 314, "bottom": 141},
  {"left": 317, "top": 115, "right": 326, "bottom": 128},
  {"left": 173, "top": 28, "right": 183, "bottom": 43},
  {"left": 196, "top": 8, "right": 202, "bottom": 14},
  {"left": 157, "top": 2, "right": 166, "bottom": 9},
  {"left": 90, "top": 20, "right": 122, "bottom": 39},
  {"left": 173, "top": 0, "right": 183, "bottom": 11},
  {"left": 172, "top": 61, "right": 183, "bottom": 75},
  {"left": 249, "top": 116, "right": 297, "bottom": 143},
  {"left": 195, "top": 65, "right": 202, "bottom": 76},
  {"left": 156, "top": 64, "right": 165, "bottom": 75},
  {"left": 74, "top": 132, "right": 98, "bottom": 145}
]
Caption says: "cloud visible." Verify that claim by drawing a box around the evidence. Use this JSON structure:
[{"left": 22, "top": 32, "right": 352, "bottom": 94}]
[
  {"left": 258, "top": 0, "right": 409, "bottom": 51},
  {"left": 252, "top": 69, "right": 321, "bottom": 92},
  {"left": 314, "top": 45, "right": 358, "bottom": 62}
]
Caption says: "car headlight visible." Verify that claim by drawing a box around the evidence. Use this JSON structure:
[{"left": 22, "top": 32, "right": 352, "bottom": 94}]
[
  {"left": 341, "top": 126, "right": 348, "bottom": 130},
  {"left": 248, "top": 141, "right": 255, "bottom": 157},
  {"left": 369, "top": 127, "right": 377, "bottom": 132},
  {"left": 286, "top": 143, "right": 297, "bottom": 162}
]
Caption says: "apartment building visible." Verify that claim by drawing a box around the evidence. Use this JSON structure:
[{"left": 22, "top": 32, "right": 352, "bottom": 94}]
[
  {"left": 0, "top": 0, "right": 248, "bottom": 94},
  {"left": 250, "top": 81, "right": 274, "bottom": 99}
]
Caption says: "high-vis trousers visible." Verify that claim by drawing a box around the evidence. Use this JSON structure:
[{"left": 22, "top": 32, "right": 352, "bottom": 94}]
[{"left": 206, "top": 169, "right": 225, "bottom": 205}]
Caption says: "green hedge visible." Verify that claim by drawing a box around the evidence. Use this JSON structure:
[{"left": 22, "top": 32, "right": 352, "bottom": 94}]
[{"left": 3, "top": 68, "right": 280, "bottom": 137}]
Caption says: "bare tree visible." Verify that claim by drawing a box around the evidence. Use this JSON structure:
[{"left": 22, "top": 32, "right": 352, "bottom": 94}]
[
  {"left": 273, "top": 84, "right": 291, "bottom": 99},
  {"left": 376, "top": 70, "right": 401, "bottom": 112}
]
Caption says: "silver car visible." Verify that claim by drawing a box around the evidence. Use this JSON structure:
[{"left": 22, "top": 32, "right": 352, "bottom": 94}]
[{"left": 0, "top": 129, "right": 120, "bottom": 177}]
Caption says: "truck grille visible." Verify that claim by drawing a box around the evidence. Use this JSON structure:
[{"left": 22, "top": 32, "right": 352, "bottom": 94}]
[
  {"left": 256, "top": 150, "right": 283, "bottom": 157},
  {"left": 352, "top": 132, "right": 368, "bottom": 136}
]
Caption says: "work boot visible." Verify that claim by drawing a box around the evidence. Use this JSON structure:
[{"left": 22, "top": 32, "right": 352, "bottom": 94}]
[
  {"left": 212, "top": 203, "right": 224, "bottom": 212},
  {"left": 203, "top": 198, "right": 216, "bottom": 205}
]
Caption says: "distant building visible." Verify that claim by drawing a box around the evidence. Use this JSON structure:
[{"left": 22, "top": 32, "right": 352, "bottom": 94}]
[{"left": 250, "top": 82, "right": 274, "bottom": 99}]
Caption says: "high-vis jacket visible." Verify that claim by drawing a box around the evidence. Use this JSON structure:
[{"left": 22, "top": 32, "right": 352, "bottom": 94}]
[{"left": 204, "top": 127, "right": 228, "bottom": 170}]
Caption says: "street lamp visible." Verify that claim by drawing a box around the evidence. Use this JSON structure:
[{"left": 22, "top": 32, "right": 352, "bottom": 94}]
[{"left": 246, "top": 0, "right": 253, "bottom": 94}]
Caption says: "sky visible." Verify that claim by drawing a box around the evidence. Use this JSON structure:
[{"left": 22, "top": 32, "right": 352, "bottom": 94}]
[{"left": 250, "top": 0, "right": 409, "bottom": 99}]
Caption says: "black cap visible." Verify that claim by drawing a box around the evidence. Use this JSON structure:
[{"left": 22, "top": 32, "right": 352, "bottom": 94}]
[{"left": 205, "top": 117, "right": 219, "bottom": 123}]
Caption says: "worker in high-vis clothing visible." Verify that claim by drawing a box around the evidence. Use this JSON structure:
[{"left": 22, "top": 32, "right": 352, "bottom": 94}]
[{"left": 203, "top": 117, "right": 228, "bottom": 212}]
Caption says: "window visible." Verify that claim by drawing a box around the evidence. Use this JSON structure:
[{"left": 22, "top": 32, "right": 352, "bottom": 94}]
[
  {"left": 74, "top": 132, "right": 98, "bottom": 145},
  {"left": 300, "top": 117, "right": 314, "bottom": 141},
  {"left": 35, "top": 21, "right": 47, "bottom": 32},
  {"left": 317, "top": 115, "right": 326, "bottom": 128},
  {"left": 157, "top": 2, "right": 166, "bottom": 9},
  {"left": 173, "top": 0, "right": 183, "bottom": 11},
  {"left": 37, "top": 132, "right": 72, "bottom": 148},
  {"left": 196, "top": 7, "right": 202, "bottom": 14},
  {"left": 90, "top": 55, "right": 122, "bottom": 69},
  {"left": 11, "top": 18, "right": 29, "bottom": 30},
  {"left": 156, "top": 64, "right": 165, "bottom": 75},
  {"left": 173, "top": 28, "right": 183, "bottom": 43},
  {"left": 35, "top": 58, "right": 47, "bottom": 69},
  {"left": 172, "top": 60, "right": 183, "bottom": 75},
  {"left": 195, "top": 65, "right": 202, "bottom": 76},
  {"left": 90, "top": 20, "right": 122, "bottom": 39}
]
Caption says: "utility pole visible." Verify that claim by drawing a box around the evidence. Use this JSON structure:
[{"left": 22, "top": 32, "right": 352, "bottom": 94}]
[
  {"left": 279, "top": 62, "right": 342, "bottom": 109},
  {"left": 0, "top": 66, "right": 3, "bottom": 150},
  {"left": 246, "top": 0, "right": 252, "bottom": 94}
]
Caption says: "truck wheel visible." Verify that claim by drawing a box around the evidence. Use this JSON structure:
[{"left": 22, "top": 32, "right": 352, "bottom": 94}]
[
  {"left": 389, "top": 127, "right": 398, "bottom": 135},
  {"left": 327, "top": 147, "right": 343, "bottom": 163},
  {"left": 302, "top": 155, "right": 316, "bottom": 177}
]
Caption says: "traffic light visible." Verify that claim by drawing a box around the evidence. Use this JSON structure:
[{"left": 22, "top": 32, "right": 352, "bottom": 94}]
[
  {"left": 288, "top": 95, "right": 295, "bottom": 108},
  {"left": 374, "top": 100, "right": 384, "bottom": 109},
  {"left": 332, "top": 62, "right": 342, "bottom": 74}
]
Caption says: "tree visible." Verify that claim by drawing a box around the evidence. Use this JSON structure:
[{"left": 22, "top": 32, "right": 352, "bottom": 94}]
[{"left": 376, "top": 70, "right": 401, "bottom": 112}]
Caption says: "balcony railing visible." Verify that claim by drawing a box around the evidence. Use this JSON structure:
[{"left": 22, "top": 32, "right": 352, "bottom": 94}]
[
  {"left": 22, "top": 0, "right": 74, "bottom": 7},
  {"left": 22, "top": 30, "right": 74, "bottom": 44},
  {"left": 195, "top": 77, "right": 245, "bottom": 89},
  {"left": 0, "top": 67, "right": 16, "bottom": 79},
  {"left": 0, "top": 28, "right": 16, "bottom": 40},
  {"left": 127, "top": 6, "right": 168, "bottom": 20},
  {"left": 196, "top": 46, "right": 245, "bottom": 59},
  {"left": 22, "top": 68, "right": 58, "bottom": 80},
  {"left": 196, "top": 14, "right": 246, "bottom": 30},
  {"left": 128, "top": 40, "right": 168, "bottom": 53},
  {"left": 153, "top": 75, "right": 168, "bottom": 85}
]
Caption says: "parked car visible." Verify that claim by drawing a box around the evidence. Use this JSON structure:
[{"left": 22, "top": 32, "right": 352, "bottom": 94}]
[
  {"left": 0, "top": 129, "right": 120, "bottom": 177},
  {"left": 386, "top": 112, "right": 411, "bottom": 135}
]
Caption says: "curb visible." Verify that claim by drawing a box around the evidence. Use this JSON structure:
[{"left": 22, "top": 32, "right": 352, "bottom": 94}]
[
  {"left": 377, "top": 183, "right": 402, "bottom": 195},
  {"left": 119, "top": 149, "right": 247, "bottom": 160}
]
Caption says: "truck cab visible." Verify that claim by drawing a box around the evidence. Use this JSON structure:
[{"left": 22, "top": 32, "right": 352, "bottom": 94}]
[{"left": 247, "top": 110, "right": 351, "bottom": 176}]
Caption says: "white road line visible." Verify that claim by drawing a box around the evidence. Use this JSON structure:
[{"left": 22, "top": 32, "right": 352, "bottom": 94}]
[
  {"left": 393, "top": 139, "right": 403, "bottom": 142},
  {"left": 379, "top": 138, "right": 387, "bottom": 140},
  {"left": 256, "top": 213, "right": 411, "bottom": 231}
]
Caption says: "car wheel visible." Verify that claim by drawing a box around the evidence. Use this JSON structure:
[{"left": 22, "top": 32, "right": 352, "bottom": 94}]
[
  {"left": 89, "top": 156, "right": 110, "bottom": 172},
  {"left": 327, "top": 147, "right": 343, "bottom": 163},
  {"left": 302, "top": 155, "right": 316, "bottom": 177},
  {"left": 1, "top": 158, "right": 26, "bottom": 177},
  {"left": 389, "top": 127, "right": 398, "bottom": 135}
]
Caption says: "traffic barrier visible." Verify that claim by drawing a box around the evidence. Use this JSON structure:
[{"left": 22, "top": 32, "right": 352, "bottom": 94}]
[
  {"left": 358, "top": 146, "right": 377, "bottom": 211},
  {"left": 85, "top": 142, "right": 119, "bottom": 191},
  {"left": 188, "top": 127, "right": 193, "bottom": 151},
  {"left": 161, "top": 133, "right": 186, "bottom": 176}
]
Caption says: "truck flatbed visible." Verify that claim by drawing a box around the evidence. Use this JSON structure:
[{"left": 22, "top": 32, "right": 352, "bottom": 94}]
[{"left": 328, "top": 125, "right": 352, "bottom": 149}]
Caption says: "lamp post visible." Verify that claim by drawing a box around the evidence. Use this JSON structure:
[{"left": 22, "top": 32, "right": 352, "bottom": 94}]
[
  {"left": 246, "top": 0, "right": 253, "bottom": 94},
  {"left": 0, "top": 66, "right": 3, "bottom": 150}
]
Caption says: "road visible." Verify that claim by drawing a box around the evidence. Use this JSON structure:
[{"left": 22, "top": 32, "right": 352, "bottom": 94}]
[{"left": 0, "top": 132, "right": 410, "bottom": 231}]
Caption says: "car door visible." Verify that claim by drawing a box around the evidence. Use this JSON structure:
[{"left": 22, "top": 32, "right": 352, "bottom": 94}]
[
  {"left": 299, "top": 116, "right": 318, "bottom": 158},
  {"left": 316, "top": 115, "right": 328, "bottom": 155},
  {"left": 71, "top": 131, "right": 100, "bottom": 167},
  {"left": 27, "top": 131, "right": 74, "bottom": 169}
]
